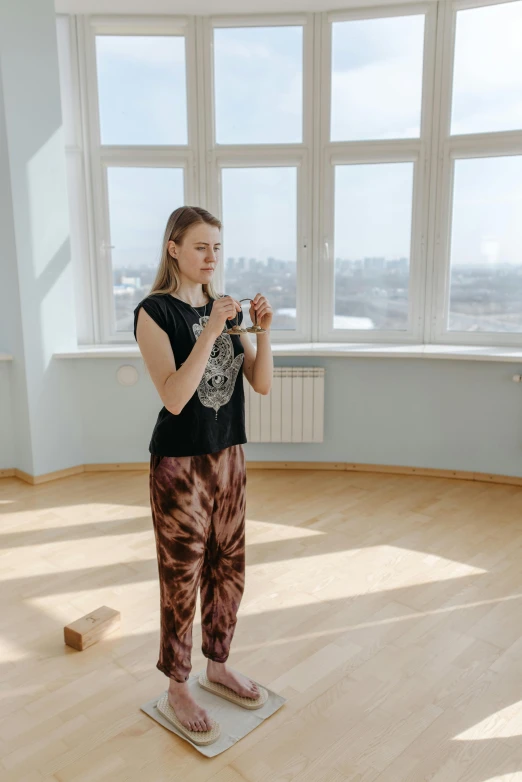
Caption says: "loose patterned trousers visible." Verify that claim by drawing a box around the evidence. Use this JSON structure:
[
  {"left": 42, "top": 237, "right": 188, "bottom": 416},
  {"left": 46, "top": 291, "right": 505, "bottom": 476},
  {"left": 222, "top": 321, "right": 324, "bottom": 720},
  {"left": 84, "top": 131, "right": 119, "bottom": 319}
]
[{"left": 149, "top": 444, "right": 246, "bottom": 682}]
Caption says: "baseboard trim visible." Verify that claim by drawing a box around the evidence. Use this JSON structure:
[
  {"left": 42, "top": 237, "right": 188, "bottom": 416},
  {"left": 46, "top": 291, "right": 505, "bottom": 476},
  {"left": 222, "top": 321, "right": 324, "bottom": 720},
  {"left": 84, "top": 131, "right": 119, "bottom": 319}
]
[
  {"left": 1, "top": 461, "right": 521, "bottom": 487},
  {"left": 247, "top": 461, "right": 522, "bottom": 486},
  {"left": 12, "top": 465, "right": 85, "bottom": 485},
  {"left": 83, "top": 462, "right": 148, "bottom": 473}
]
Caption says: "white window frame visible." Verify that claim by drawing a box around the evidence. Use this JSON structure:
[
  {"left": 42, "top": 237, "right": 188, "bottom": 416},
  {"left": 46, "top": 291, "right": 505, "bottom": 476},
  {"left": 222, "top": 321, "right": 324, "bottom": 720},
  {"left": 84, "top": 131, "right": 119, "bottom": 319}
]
[
  {"left": 317, "top": 3, "right": 439, "bottom": 344},
  {"left": 429, "top": 0, "right": 522, "bottom": 346},
  {"left": 56, "top": 14, "right": 97, "bottom": 345},
  {"left": 202, "top": 14, "right": 314, "bottom": 344},
  {"left": 81, "top": 14, "right": 199, "bottom": 344}
]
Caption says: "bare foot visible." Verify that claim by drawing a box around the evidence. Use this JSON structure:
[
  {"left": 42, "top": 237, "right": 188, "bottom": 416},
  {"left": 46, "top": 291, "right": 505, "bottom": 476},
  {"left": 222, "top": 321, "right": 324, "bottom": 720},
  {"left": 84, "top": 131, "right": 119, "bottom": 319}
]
[
  {"left": 168, "top": 680, "right": 213, "bottom": 732},
  {"left": 206, "top": 660, "right": 260, "bottom": 699}
]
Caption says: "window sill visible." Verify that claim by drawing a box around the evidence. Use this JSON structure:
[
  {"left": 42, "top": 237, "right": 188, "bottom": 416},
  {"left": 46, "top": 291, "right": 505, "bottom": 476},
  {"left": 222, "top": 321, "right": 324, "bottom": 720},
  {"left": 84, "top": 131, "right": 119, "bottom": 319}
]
[{"left": 53, "top": 343, "right": 522, "bottom": 362}]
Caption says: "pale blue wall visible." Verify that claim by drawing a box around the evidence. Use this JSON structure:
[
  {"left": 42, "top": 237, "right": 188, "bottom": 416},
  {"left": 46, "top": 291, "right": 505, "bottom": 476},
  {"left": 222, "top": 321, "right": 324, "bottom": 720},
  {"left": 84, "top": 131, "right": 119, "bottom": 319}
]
[{"left": 72, "top": 354, "right": 522, "bottom": 478}]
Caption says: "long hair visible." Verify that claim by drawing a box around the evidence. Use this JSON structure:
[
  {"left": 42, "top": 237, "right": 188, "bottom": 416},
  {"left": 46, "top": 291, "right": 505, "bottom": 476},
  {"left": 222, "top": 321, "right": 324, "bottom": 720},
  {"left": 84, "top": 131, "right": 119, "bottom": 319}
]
[{"left": 149, "top": 206, "right": 222, "bottom": 299}]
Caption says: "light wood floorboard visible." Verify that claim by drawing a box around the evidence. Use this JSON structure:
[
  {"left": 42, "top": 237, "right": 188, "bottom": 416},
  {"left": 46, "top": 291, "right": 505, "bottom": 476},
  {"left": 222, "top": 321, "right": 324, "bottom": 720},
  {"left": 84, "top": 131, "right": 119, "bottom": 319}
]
[{"left": 1, "top": 468, "right": 522, "bottom": 780}]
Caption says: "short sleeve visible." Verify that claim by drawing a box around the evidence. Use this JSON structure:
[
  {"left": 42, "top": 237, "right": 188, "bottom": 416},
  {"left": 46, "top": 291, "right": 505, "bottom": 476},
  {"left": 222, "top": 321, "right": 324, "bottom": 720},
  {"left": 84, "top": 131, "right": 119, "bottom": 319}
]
[{"left": 133, "top": 296, "right": 169, "bottom": 341}]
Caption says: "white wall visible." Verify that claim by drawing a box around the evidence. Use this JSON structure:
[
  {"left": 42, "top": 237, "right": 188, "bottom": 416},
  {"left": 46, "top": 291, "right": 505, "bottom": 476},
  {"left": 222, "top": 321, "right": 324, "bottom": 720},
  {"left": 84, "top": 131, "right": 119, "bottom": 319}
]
[
  {"left": 0, "top": 365, "right": 14, "bottom": 470},
  {"left": 55, "top": 0, "right": 430, "bottom": 14},
  {"left": 0, "top": 56, "right": 26, "bottom": 472},
  {"left": 0, "top": 0, "right": 83, "bottom": 476}
]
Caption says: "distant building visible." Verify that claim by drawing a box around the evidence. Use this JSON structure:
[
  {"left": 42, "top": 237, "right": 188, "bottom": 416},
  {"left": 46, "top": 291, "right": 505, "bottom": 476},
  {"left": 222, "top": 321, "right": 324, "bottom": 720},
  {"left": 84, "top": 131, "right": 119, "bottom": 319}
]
[
  {"left": 387, "top": 258, "right": 409, "bottom": 272},
  {"left": 363, "top": 257, "right": 385, "bottom": 275},
  {"left": 121, "top": 275, "right": 141, "bottom": 287}
]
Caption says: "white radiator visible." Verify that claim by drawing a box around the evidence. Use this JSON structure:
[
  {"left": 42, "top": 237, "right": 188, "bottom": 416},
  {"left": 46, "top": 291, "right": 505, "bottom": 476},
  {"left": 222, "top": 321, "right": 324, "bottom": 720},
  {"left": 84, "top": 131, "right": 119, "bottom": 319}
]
[{"left": 244, "top": 367, "right": 325, "bottom": 443}]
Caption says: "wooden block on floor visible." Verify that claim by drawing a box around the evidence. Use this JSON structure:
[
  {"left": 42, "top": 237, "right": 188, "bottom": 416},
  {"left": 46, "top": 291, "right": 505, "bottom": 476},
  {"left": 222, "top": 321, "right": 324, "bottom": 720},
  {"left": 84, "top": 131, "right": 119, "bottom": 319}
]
[{"left": 64, "top": 605, "right": 121, "bottom": 651}]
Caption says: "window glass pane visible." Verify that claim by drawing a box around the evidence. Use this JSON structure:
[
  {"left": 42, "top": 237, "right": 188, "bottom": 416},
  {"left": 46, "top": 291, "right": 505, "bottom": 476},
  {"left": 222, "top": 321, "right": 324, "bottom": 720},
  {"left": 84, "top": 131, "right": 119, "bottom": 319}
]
[
  {"left": 448, "top": 156, "right": 522, "bottom": 333},
  {"left": 452, "top": 1, "right": 522, "bottom": 135},
  {"left": 95, "top": 36, "right": 187, "bottom": 145},
  {"left": 334, "top": 163, "right": 413, "bottom": 330},
  {"left": 222, "top": 167, "right": 297, "bottom": 330},
  {"left": 214, "top": 26, "right": 303, "bottom": 144},
  {"left": 331, "top": 16, "right": 424, "bottom": 141},
  {"left": 107, "top": 167, "right": 184, "bottom": 332}
]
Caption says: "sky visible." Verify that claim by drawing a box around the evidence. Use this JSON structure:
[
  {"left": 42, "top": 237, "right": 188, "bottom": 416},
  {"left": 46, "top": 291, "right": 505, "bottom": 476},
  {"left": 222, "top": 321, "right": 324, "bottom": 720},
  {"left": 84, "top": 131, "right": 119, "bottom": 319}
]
[{"left": 71, "top": 3, "right": 522, "bottom": 271}]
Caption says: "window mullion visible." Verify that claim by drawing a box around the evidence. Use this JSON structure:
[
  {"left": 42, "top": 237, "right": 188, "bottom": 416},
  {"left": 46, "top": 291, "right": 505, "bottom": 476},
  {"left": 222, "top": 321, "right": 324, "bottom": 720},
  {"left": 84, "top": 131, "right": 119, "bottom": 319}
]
[
  {"left": 80, "top": 14, "right": 108, "bottom": 344},
  {"left": 429, "top": 0, "right": 452, "bottom": 344}
]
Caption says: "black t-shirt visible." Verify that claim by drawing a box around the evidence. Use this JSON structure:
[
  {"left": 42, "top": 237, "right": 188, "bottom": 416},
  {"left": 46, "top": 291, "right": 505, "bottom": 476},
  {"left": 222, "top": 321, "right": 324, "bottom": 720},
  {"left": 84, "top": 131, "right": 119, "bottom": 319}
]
[{"left": 133, "top": 292, "right": 247, "bottom": 457}]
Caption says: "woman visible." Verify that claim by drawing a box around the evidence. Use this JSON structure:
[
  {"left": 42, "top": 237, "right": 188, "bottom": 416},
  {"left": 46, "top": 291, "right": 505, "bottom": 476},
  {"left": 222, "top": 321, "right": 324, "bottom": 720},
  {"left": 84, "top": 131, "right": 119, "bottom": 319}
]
[{"left": 134, "top": 205, "right": 273, "bottom": 743}]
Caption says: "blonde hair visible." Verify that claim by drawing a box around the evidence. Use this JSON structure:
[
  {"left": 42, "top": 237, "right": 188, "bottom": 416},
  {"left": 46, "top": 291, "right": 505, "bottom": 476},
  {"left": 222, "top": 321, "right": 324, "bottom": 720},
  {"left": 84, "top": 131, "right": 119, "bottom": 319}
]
[{"left": 149, "top": 206, "right": 222, "bottom": 299}]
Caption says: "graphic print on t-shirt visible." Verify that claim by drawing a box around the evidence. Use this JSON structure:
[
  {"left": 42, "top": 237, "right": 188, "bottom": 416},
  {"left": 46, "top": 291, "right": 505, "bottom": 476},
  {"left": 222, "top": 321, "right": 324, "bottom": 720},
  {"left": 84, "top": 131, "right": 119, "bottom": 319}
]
[{"left": 193, "top": 315, "right": 244, "bottom": 419}]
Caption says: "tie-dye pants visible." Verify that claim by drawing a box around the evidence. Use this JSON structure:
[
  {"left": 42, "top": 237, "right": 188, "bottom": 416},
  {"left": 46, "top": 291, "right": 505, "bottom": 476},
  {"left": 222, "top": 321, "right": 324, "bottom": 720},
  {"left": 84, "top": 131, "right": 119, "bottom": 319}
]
[{"left": 148, "top": 444, "right": 246, "bottom": 682}]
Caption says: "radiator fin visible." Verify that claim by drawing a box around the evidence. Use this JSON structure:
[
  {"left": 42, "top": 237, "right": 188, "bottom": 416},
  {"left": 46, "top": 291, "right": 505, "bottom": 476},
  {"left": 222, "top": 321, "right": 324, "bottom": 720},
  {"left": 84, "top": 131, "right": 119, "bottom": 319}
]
[{"left": 243, "top": 367, "right": 325, "bottom": 443}]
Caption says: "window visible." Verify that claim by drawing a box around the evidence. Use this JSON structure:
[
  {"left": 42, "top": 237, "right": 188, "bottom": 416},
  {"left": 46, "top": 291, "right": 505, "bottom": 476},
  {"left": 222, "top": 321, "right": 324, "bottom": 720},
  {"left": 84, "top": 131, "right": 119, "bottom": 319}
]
[
  {"left": 213, "top": 25, "right": 303, "bottom": 144},
  {"left": 59, "top": 4, "right": 522, "bottom": 348},
  {"left": 451, "top": 1, "right": 522, "bottom": 136},
  {"left": 432, "top": 0, "right": 522, "bottom": 345},
  {"left": 221, "top": 166, "right": 298, "bottom": 330},
  {"left": 82, "top": 17, "right": 194, "bottom": 342},
  {"left": 333, "top": 162, "right": 414, "bottom": 331},
  {"left": 106, "top": 167, "right": 185, "bottom": 332},
  {"left": 208, "top": 17, "right": 311, "bottom": 343},
  {"left": 319, "top": 6, "right": 434, "bottom": 343},
  {"left": 448, "top": 155, "right": 522, "bottom": 333},
  {"left": 95, "top": 35, "right": 188, "bottom": 145},
  {"left": 331, "top": 15, "right": 425, "bottom": 141}
]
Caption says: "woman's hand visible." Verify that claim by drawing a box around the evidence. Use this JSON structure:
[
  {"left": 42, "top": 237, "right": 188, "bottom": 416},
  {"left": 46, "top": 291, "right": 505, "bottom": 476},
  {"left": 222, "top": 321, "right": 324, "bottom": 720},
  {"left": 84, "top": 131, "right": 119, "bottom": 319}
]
[
  {"left": 250, "top": 294, "right": 273, "bottom": 332},
  {"left": 207, "top": 295, "right": 241, "bottom": 338}
]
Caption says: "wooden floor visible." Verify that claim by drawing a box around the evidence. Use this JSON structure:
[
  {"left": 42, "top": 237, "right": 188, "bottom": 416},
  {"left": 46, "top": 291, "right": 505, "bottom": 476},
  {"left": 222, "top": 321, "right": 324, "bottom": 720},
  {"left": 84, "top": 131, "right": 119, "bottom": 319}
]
[{"left": 2, "top": 468, "right": 522, "bottom": 781}]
